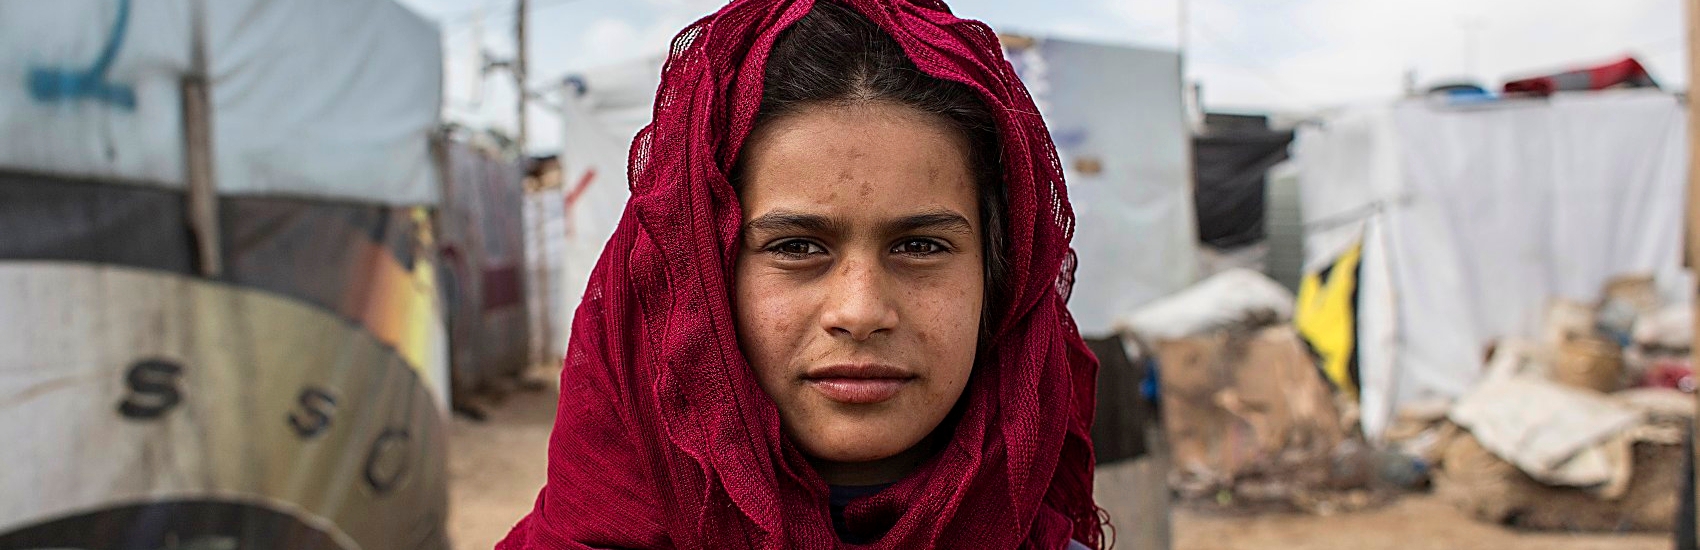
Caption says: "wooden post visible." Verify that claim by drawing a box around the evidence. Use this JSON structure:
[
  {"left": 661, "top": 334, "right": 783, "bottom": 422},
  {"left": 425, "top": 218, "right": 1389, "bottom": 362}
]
[
  {"left": 183, "top": 0, "right": 220, "bottom": 277},
  {"left": 516, "top": 0, "right": 550, "bottom": 367},
  {"left": 1687, "top": 0, "right": 1700, "bottom": 543}
]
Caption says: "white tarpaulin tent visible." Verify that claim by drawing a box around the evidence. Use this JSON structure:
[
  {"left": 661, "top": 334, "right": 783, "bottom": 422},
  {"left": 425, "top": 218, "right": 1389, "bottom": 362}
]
[
  {"left": 1294, "top": 90, "right": 1690, "bottom": 439},
  {"left": 1011, "top": 38, "right": 1197, "bottom": 335},
  {"left": 526, "top": 61, "right": 657, "bottom": 361},
  {"left": 0, "top": 0, "right": 441, "bottom": 205},
  {"left": 530, "top": 36, "right": 1194, "bottom": 356}
]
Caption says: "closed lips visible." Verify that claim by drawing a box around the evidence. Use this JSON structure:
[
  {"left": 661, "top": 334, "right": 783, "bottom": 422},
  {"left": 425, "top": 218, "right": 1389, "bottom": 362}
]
[{"left": 803, "top": 364, "right": 916, "bottom": 404}]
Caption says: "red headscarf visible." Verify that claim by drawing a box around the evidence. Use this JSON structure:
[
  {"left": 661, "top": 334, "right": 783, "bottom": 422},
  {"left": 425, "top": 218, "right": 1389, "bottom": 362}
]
[{"left": 500, "top": 0, "right": 1101, "bottom": 548}]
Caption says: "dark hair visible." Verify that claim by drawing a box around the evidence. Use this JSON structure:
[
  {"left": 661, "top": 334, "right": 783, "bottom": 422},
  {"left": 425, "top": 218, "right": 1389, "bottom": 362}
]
[{"left": 743, "top": 1, "right": 1009, "bottom": 332}]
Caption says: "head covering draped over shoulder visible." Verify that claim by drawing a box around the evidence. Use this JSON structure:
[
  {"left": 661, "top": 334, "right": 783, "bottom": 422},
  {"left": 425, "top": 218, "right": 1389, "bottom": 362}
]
[{"left": 499, "top": 0, "right": 1101, "bottom": 548}]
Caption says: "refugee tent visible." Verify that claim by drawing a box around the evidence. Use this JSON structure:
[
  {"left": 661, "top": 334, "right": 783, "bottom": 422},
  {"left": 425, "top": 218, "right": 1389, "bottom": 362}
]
[
  {"left": 1293, "top": 90, "right": 1689, "bottom": 440},
  {"left": 0, "top": 0, "right": 449, "bottom": 547},
  {"left": 525, "top": 60, "right": 655, "bottom": 362},
  {"left": 439, "top": 140, "right": 531, "bottom": 398},
  {"left": 529, "top": 34, "right": 1195, "bottom": 357}
]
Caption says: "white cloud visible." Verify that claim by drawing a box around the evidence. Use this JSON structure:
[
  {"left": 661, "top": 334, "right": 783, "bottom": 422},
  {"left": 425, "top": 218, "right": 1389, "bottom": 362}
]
[
  {"left": 581, "top": 18, "right": 642, "bottom": 62},
  {"left": 1099, "top": 0, "right": 1181, "bottom": 46}
]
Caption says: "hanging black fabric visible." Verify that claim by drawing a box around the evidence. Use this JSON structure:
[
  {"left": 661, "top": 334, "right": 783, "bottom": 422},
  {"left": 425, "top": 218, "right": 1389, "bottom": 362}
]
[{"left": 1193, "top": 114, "right": 1294, "bottom": 249}]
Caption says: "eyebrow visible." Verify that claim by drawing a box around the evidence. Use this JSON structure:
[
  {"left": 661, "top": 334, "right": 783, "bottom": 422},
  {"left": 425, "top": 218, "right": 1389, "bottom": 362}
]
[
  {"left": 743, "top": 210, "right": 846, "bottom": 237},
  {"left": 886, "top": 210, "right": 973, "bottom": 235},
  {"left": 742, "top": 208, "right": 973, "bottom": 238}
]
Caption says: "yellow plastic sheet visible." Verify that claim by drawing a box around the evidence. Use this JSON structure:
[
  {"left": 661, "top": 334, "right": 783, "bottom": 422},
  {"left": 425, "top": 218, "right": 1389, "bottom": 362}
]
[{"left": 1295, "top": 242, "right": 1362, "bottom": 397}]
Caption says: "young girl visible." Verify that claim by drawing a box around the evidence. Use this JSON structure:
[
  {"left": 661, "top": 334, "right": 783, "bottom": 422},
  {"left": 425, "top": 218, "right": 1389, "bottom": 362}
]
[{"left": 501, "top": 1, "right": 1103, "bottom": 548}]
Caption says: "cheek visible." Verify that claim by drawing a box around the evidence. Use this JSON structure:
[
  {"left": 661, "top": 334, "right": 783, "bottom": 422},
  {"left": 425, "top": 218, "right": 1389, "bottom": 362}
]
[
  {"left": 906, "top": 264, "right": 983, "bottom": 386},
  {"left": 732, "top": 264, "right": 806, "bottom": 381}
]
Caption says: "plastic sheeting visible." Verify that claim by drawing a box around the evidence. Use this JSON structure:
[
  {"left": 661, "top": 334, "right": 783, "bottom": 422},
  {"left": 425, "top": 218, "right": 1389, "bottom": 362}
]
[
  {"left": 1295, "top": 242, "right": 1363, "bottom": 397},
  {"left": 1117, "top": 268, "right": 1295, "bottom": 341},
  {"left": 1009, "top": 38, "right": 1196, "bottom": 335},
  {"left": 1451, "top": 375, "right": 1643, "bottom": 490},
  {"left": 1295, "top": 90, "right": 1690, "bottom": 439},
  {"left": 0, "top": 0, "right": 442, "bottom": 206}
]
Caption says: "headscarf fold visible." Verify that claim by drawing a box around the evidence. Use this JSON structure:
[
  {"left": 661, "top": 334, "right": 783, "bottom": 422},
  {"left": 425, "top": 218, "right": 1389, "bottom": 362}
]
[{"left": 500, "top": 0, "right": 1101, "bottom": 548}]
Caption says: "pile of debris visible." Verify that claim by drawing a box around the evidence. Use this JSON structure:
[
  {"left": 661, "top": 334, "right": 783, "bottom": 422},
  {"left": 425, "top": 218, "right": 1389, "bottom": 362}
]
[
  {"left": 1119, "top": 270, "right": 1693, "bottom": 525},
  {"left": 1119, "top": 269, "right": 1397, "bottom": 513},
  {"left": 1399, "top": 275, "right": 1692, "bottom": 532}
]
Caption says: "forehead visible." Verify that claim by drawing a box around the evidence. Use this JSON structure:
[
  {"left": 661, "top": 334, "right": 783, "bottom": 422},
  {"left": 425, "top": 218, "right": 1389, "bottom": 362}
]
[{"left": 737, "top": 102, "right": 977, "bottom": 221}]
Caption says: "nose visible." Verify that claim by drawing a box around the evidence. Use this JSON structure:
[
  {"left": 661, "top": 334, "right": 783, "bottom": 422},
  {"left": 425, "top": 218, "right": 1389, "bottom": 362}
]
[{"left": 819, "top": 254, "right": 899, "bottom": 341}]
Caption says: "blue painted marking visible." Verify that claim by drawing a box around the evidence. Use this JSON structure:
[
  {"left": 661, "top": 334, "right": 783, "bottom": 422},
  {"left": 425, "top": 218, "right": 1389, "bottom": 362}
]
[
  {"left": 27, "top": 0, "right": 137, "bottom": 110},
  {"left": 1051, "top": 128, "right": 1089, "bottom": 150}
]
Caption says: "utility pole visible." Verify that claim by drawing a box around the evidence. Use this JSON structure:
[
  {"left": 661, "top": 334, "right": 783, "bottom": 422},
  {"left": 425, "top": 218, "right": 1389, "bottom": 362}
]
[
  {"left": 513, "top": 0, "right": 552, "bottom": 368},
  {"left": 515, "top": 0, "right": 529, "bottom": 152}
]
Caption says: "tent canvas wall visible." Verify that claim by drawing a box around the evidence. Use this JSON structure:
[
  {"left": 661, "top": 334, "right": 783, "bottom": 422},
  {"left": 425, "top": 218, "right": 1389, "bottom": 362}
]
[
  {"left": 1294, "top": 90, "right": 1690, "bottom": 440},
  {"left": 0, "top": 1, "right": 449, "bottom": 547},
  {"left": 530, "top": 35, "right": 1194, "bottom": 358},
  {"left": 1007, "top": 37, "right": 1196, "bottom": 336},
  {"left": 439, "top": 141, "right": 531, "bottom": 396}
]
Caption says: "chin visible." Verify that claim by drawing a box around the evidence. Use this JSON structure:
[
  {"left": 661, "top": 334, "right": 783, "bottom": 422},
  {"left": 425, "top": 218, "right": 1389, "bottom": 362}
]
[{"left": 795, "top": 422, "right": 918, "bottom": 463}]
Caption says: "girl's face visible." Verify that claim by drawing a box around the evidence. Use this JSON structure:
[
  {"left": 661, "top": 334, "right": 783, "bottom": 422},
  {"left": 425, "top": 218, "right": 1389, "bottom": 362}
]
[{"left": 733, "top": 102, "right": 985, "bottom": 485}]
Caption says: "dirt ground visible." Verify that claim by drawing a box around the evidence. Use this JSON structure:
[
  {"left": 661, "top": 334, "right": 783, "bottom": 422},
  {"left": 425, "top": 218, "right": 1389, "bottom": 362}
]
[
  {"left": 447, "top": 368, "right": 1669, "bottom": 550},
  {"left": 446, "top": 369, "right": 558, "bottom": 550},
  {"left": 1172, "top": 497, "right": 1665, "bottom": 550}
]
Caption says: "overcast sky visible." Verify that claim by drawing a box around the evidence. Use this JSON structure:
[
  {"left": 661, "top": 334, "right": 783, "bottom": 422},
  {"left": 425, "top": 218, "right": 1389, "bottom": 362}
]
[{"left": 397, "top": 0, "right": 1690, "bottom": 154}]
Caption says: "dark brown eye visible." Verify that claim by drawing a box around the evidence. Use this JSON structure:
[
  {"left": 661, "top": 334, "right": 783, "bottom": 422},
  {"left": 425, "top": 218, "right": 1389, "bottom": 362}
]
[
  {"left": 767, "top": 239, "right": 826, "bottom": 258},
  {"left": 893, "top": 239, "right": 945, "bottom": 256}
]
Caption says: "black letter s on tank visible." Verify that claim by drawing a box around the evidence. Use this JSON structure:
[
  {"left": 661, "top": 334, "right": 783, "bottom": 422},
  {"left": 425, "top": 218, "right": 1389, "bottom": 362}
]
[
  {"left": 117, "top": 359, "right": 183, "bottom": 419},
  {"left": 289, "top": 387, "right": 338, "bottom": 439}
]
